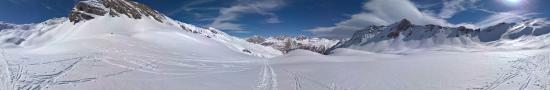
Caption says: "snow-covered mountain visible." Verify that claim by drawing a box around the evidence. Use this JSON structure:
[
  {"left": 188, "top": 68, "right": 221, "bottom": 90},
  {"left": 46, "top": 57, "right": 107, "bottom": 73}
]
[
  {"left": 330, "top": 19, "right": 550, "bottom": 53},
  {"left": 0, "top": 0, "right": 281, "bottom": 58},
  {"left": 246, "top": 35, "right": 339, "bottom": 54},
  {"left": 0, "top": 18, "right": 66, "bottom": 47}
]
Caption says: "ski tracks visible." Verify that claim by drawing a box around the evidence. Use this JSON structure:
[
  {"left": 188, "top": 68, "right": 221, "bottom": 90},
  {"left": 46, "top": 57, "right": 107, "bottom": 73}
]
[
  {"left": 480, "top": 54, "right": 550, "bottom": 90},
  {"left": 1, "top": 55, "right": 125, "bottom": 90},
  {"left": 14, "top": 56, "right": 88, "bottom": 90},
  {"left": 255, "top": 60, "right": 278, "bottom": 90}
]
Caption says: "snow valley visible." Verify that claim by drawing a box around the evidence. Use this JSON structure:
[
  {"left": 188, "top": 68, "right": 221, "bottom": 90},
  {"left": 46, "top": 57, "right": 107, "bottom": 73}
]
[{"left": 1, "top": 0, "right": 550, "bottom": 90}]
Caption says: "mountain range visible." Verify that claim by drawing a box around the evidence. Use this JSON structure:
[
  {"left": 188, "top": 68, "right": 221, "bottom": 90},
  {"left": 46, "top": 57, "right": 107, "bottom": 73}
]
[
  {"left": 246, "top": 35, "right": 339, "bottom": 54},
  {"left": 330, "top": 18, "right": 550, "bottom": 53}
]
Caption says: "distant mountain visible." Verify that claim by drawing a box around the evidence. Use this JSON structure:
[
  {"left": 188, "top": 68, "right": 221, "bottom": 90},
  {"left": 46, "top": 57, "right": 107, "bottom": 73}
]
[
  {"left": 0, "top": 22, "right": 16, "bottom": 30},
  {"left": 329, "top": 18, "right": 550, "bottom": 53},
  {"left": 0, "top": 18, "right": 66, "bottom": 47},
  {"left": 246, "top": 35, "right": 339, "bottom": 54},
  {"left": 0, "top": 0, "right": 282, "bottom": 58}
]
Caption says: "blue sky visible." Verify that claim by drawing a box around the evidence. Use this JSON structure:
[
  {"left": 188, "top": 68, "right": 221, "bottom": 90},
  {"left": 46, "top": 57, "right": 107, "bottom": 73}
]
[{"left": 0, "top": 0, "right": 549, "bottom": 38}]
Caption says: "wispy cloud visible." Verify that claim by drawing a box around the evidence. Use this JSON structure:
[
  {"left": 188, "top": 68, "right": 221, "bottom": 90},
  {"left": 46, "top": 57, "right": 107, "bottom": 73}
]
[
  {"left": 475, "top": 10, "right": 537, "bottom": 28},
  {"left": 167, "top": 0, "right": 217, "bottom": 16},
  {"left": 306, "top": 0, "right": 451, "bottom": 38},
  {"left": 306, "top": 0, "right": 539, "bottom": 38},
  {"left": 40, "top": 3, "right": 56, "bottom": 11},
  {"left": 438, "top": 0, "right": 480, "bottom": 19},
  {"left": 208, "top": 0, "right": 285, "bottom": 31}
]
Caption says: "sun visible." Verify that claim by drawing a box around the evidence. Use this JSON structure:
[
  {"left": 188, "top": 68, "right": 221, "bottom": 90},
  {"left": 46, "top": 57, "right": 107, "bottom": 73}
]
[
  {"left": 505, "top": 0, "right": 521, "bottom": 3},
  {"left": 502, "top": 0, "right": 524, "bottom": 6}
]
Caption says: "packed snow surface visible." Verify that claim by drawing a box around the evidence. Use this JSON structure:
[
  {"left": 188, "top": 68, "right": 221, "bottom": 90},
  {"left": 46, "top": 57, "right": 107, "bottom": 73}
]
[{"left": 2, "top": 40, "right": 548, "bottom": 90}]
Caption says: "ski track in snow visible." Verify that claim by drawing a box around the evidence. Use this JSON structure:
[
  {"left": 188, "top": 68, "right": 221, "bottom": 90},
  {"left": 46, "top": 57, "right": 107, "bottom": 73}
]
[
  {"left": 279, "top": 68, "right": 342, "bottom": 90},
  {"left": 4, "top": 56, "right": 94, "bottom": 90},
  {"left": 0, "top": 52, "right": 256, "bottom": 90},
  {"left": 479, "top": 54, "right": 550, "bottom": 90},
  {"left": 255, "top": 60, "right": 278, "bottom": 90}
]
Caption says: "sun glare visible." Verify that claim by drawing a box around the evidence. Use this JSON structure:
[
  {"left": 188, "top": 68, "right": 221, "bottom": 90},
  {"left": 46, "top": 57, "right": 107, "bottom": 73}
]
[
  {"left": 506, "top": 0, "right": 521, "bottom": 3},
  {"left": 502, "top": 0, "right": 524, "bottom": 6}
]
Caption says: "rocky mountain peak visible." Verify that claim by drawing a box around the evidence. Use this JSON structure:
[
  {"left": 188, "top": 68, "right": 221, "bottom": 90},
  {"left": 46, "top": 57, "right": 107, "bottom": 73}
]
[
  {"left": 246, "top": 35, "right": 266, "bottom": 44},
  {"left": 387, "top": 19, "right": 412, "bottom": 38},
  {"left": 69, "top": 0, "right": 166, "bottom": 23},
  {"left": 396, "top": 19, "right": 412, "bottom": 31}
]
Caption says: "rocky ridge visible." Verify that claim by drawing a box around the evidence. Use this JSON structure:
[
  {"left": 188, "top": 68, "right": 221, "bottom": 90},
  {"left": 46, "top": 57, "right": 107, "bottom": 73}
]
[
  {"left": 247, "top": 35, "right": 339, "bottom": 54},
  {"left": 69, "top": 0, "right": 166, "bottom": 23}
]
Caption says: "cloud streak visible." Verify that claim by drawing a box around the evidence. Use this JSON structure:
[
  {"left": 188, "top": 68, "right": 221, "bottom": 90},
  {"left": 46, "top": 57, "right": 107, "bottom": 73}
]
[
  {"left": 475, "top": 10, "right": 537, "bottom": 28},
  {"left": 306, "top": 0, "right": 537, "bottom": 39},
  {"left": 208, "top": 0, "right": 285, "bottom": 31},
  {"left": 438, "top": 0, "right": 479, "bottom": 19},
  {"left": 307, "top": 0, "right": 452, "bottom": 38},
  {"left": 167, "top": 0, "right": 217, "bottom": 16}
]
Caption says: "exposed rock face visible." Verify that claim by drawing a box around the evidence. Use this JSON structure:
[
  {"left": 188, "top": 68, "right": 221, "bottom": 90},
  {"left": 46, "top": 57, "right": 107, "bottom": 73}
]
[
  {"left": 69, "top": 0, "right": 166, "bottom": 23},
  {"left": 396, "top": 19, "right": 412, "bottom": 31},
  {"left": 387, "top": 19, "right": 412, "bottom": 38},
  {"left": 246, "top": 35, "right": 266, "bottom": 44}
]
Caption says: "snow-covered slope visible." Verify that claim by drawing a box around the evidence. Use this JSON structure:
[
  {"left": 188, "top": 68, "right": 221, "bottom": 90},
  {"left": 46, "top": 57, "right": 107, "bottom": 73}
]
[
  {"left": 0, "top": 15, "right": 271, "bottom": 89},
  {"left": 270, "top": 48, "right": 550, "bottom": 90},
  {"left": 246, "top": 35, "right": 339, "bottom": 54},
  {"left": 331, "top": 19, "right": 550, "bottom": 53},
  {"left": 0, "top": 0, "right": 283, "bottom": 89},
  {"left": 0, "top": 0, "right": 281, "bottom": 58}
]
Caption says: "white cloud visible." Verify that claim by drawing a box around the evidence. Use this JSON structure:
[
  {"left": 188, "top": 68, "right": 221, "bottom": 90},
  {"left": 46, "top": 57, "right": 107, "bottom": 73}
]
[
  {"left": 475, "top": 10, "right": 536, "bottom": 28},
  {"left": 438, "top": 0, "right": 479, "bottom": 19},
  {"left": 209, "top": 22, "right": 244, "bottom": 30},
  {"left": 167, "top": 0, "right": 217, "bottom": 15},
  {"left": 266, "top": 16, "right": 281, "bottom": 23},
  {"left": 307, "top": 0, "right": 452, "bottom": 38},
  {"left": 208, "top": 0, "right": 285, "bottom": 31},
  {"left": 306, "top": 0, "right": 538, "bottom": 39}
]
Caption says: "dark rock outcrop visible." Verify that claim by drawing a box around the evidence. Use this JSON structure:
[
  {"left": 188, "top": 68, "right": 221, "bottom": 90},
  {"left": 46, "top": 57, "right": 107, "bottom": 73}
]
[
  {"left": 69, "top": 0, "right": 166, "bottom": 23},
  {"left": 246, "top": 36, "right": 266, "bottom": 44},
  {"left": 387, "top": 19, "right": 412, "bottom": 38}
]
